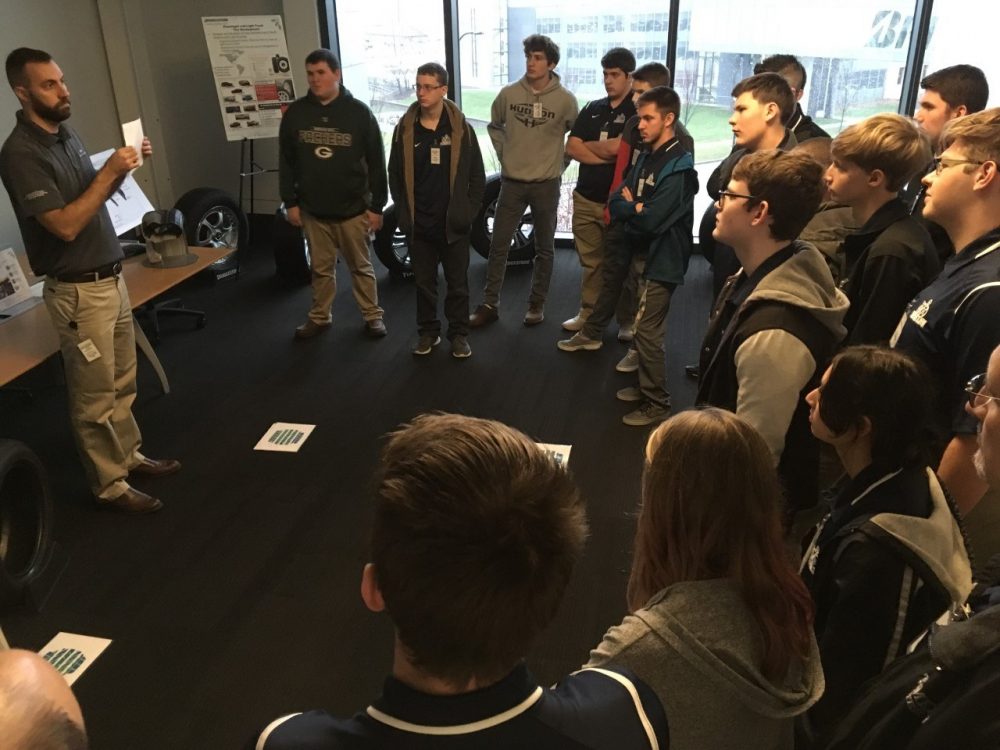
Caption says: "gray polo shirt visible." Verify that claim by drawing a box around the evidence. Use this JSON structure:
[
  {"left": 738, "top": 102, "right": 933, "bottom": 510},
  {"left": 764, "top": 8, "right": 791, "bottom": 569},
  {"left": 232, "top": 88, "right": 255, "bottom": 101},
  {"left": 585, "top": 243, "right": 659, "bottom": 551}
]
[{"left": 0, "top": 111, "right": 121, "bottom": 276}]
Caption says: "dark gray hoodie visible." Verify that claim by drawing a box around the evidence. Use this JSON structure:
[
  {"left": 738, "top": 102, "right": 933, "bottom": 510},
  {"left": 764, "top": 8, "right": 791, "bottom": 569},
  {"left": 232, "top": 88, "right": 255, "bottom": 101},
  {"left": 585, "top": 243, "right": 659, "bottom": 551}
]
[
  {"left": 586, "top": 578, "right": 824, "bottom": 750},
  {"left": 487, "top": 73, "right": 578, "bottom": 182}
]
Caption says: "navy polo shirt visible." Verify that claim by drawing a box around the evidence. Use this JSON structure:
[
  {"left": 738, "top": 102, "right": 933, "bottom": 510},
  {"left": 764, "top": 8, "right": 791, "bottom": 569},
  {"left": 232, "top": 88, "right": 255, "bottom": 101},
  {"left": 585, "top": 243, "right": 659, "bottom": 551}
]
[
  {"left": 891, "top": 226, "right": 1000, "bottom": 437},
  {"left": 253, "top": 662, "right": 668, "bottom": 749},
  {"left": 0, "top": 111, "right": 121, "bottom": 276},
  {"left": 570, "top": 96, "right": 636, "bottom": 203},
  {"left": 412, "top": 109, "right": 452, "bottom": 238}
]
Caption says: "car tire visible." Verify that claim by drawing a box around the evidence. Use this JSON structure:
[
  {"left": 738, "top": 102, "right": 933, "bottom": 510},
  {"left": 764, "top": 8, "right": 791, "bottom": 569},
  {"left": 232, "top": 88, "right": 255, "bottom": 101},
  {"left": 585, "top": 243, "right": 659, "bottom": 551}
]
[
  {"left": 0, "top": 440, "right": 52, "bottom": 610},
  {"left": 470, "top": 175, "right": 535, "bottom": 264},
  {"left": 173, "top": 188, "right": 248, "bottom": 281},
  {"left": 272, "top": 208, "right": 310, "bottom": 285},
  {"left": 372, "top": 205, "right": 413, "bottom": 280}
]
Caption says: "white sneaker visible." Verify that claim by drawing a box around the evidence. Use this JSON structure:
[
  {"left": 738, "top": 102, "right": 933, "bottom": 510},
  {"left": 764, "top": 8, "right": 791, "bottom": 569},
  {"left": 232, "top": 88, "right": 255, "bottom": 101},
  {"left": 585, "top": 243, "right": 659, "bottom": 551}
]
[
  {"left": 562, "top": 313, "right": 589, "bottom": 332},
  {"left": 616, "top": 349, "right": 639, "bottom": 373},
  {"left": 616, "top": 386, "right": 643, "bottom": 402},
  {"left": 617, "top": 324, "right": 634, "bottom": 343},
  {"left": 557, "top": 333, "right": 602, "bottom": 352}
]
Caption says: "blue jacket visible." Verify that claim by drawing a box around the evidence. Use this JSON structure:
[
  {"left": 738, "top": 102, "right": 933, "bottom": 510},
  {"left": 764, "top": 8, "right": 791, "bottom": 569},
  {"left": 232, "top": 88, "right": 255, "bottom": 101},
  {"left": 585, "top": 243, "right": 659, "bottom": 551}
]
[{"left": 608, "top": 144, "right": 697, "bottom": 286}]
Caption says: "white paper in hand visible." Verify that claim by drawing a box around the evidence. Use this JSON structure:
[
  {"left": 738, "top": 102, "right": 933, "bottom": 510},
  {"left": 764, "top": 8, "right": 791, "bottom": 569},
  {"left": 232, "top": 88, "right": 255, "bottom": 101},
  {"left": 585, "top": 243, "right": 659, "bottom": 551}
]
[{"left": 122, "top": 118, "right": 144, "bottom": 167}]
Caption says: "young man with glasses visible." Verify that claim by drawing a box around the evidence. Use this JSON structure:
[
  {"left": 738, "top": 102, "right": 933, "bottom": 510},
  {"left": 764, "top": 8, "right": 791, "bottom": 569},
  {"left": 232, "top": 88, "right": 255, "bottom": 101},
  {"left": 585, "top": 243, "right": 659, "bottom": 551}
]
[
  {"left": 469, "top": 35, "right": 578, "bottom": 328},
  {"left": 825, "top": 114, "right": 939, "bottom": 346},
  {"left": 907, "top": 65, "right": 990, "bottom": 262},
  {"left": 691, "top": 73, "right": 800, "bottom": 381},
  {"left": 891, "top": 108, "right": 1000, "bottom": 520},
  {"left": 698, "top": 150, "right": 848, "bottom": 514},
  {"left": 280, "top": 49, "right": 388, "bottom": 341},
  {"left": 388, "top": 63, "right": 485, "bottom": 358}
]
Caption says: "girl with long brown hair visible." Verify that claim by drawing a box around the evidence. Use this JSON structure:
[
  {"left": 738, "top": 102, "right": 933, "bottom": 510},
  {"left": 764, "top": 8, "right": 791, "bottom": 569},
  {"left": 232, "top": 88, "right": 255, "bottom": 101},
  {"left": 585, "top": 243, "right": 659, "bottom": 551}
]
[{"left": 586, "top": 408, "right": 823, "bottom": 750}]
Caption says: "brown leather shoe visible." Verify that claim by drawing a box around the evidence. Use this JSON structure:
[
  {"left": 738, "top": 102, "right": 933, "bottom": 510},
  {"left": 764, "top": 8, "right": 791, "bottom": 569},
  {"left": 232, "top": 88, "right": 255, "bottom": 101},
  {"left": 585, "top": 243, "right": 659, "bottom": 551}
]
[
  {"left": 365, "top": 318, "right": 388, "bottom": 338},
  {"left": 294, "top": 320, "right": 331, "bottom": 340},
  {"left": 130, "top": 457, "right": 182, "bottom": 477},
  {"left": 469, "top": 304, "right": 498, "bottom": 328},
  {"left": 97, "top": 487, "right": 163, "bottom": 514}
]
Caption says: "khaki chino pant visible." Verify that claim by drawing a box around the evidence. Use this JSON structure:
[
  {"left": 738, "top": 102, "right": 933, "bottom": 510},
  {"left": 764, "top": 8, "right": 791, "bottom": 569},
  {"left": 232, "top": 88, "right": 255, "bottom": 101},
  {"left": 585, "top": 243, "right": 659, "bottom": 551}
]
[
  {"left": 43, "top": 274, "right": 142, "bottom": 499},
  {"left": 302, "top": 211, "right": 384, "bottom": 325},
  {"left": 571, "top": 191, "right": 608, "bottom": 316}
]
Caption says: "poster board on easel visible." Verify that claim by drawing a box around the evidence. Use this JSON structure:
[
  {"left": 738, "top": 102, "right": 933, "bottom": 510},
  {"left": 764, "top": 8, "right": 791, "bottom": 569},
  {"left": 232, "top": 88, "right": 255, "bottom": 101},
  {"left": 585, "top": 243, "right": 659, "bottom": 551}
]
[{"left": 201, "top": 15, "right": 294, "bottom": 142}]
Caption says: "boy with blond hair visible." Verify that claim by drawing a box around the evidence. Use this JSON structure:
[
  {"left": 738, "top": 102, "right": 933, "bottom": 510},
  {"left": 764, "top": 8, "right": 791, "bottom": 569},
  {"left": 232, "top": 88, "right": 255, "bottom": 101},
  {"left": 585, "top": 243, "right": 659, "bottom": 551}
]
[
  {"left": 826, "top": 113, "right": 940, "bottom": 345},
  {"left": 892, "top": 108, "right": 1000, "bottom": 518}
]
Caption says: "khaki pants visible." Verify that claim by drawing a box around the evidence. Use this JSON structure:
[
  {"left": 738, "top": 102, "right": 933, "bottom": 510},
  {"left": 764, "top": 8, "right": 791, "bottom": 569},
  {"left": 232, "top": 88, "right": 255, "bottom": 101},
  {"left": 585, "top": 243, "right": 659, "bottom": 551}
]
[
  {"left": 301, "top": 211, "right": 384, "bottom": 324},
  {"left": 43, "top": 274, "right": 142, "bottom": 499},
  {"left": 571, "top": 191, "right": 607, "bottom": 316}
]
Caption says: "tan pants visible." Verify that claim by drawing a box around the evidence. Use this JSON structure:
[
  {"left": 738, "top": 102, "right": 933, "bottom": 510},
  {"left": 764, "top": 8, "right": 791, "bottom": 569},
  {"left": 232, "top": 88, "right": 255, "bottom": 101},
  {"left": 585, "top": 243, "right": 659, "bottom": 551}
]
[
  {"left": 571, "top": 191, "right": 608, "bottom": 315},
  {"left": 43, "top": 274, "right": 142, "bottom": 499},
  {"left": 301, "top": 211, "right": 384, "bottom": 324}
]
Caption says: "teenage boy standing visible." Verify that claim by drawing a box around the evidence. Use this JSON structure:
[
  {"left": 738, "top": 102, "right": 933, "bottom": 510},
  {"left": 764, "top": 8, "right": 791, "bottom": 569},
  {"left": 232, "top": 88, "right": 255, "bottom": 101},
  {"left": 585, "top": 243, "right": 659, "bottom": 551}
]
[
  {"left": 698, "top": 150, "right": 848, "bottom": 514},
  {"left": 605, "top": 87, "right": 697, "bottom": 426},
  {"left": 892, "top": 109, "right": 1000, "bottom": 519},
  {"left": 253, "top": 414, "right": 669, "bottom": 749},
  {"left": 825, "top": 113, "right": 939, "bottom": 346},
  {"left": 470, "top": 35, "right": 578, "bottom": 328},
  {"left": 280, "top": 49, "right": 388, "bottom": 340},
  {"left": 562, "top": 47, "right": 636, "bottom": 332},
  {"left": 909, "top": 64, "right": 990, "bottom": 261},
  {"left": 753, "top": 54, "right": 829, "bottom": 142},
  {"left": 388, "top": 63, "right": 485, "bottom": 359}
]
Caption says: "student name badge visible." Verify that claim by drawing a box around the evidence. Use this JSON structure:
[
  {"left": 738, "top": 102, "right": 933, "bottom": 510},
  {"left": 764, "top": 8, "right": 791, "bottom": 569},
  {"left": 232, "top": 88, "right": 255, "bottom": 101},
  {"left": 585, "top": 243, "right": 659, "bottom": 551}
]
[
  {"left": 77, "top": 338, "right": 101, "bottom": 362},
  {"left": 532, "top": 102, "right": 543, "bottom": 119},
  {"left": 430, "top": 147, "right": 441, "bottom": 165}
]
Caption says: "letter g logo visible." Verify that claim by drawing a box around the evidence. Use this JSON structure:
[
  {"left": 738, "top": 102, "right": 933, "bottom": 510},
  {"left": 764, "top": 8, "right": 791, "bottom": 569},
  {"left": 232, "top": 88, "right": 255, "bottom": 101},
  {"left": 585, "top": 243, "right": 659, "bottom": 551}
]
[{"left": 315, "top": 146, "right": 333, "bottom": 159}]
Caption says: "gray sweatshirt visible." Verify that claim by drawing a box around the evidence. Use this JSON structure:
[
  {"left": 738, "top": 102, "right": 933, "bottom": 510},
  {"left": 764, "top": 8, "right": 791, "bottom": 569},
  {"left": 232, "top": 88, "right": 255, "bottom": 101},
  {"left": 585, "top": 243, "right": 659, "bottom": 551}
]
[
  {"left": 587, "top": 578, "right": 824, "bottom": 750},
  {"left": 487, "top": 73, "right": 578, "bottom": 182}
]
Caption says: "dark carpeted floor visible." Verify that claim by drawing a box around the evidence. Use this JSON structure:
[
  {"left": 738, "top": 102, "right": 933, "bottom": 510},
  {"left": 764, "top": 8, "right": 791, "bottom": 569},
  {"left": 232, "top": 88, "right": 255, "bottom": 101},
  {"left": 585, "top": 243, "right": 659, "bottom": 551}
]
[{"left": 0, "top": 230, "right": 713, "bottom": 749}]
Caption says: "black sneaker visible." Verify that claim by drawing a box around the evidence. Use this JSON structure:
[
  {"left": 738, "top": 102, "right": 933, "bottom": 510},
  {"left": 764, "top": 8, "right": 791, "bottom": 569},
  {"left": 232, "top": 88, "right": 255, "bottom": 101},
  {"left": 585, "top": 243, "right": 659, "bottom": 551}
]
[
  {"left": 412, "top": 334, "right": 441, "bottom": 355},
  {"left": 452, "top": 335, "right": 472, "bottom": 359}
]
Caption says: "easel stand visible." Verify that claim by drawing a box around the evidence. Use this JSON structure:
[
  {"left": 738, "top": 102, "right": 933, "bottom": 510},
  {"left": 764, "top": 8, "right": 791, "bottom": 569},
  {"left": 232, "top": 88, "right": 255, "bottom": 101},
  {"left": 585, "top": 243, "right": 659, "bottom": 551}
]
[{"left": 238, "top": 137, "right": 279, "bottom": 249}]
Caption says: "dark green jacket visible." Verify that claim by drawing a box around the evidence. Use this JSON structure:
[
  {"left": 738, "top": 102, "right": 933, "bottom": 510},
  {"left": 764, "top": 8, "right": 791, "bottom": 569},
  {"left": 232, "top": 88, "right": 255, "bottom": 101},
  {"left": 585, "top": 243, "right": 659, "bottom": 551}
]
[
  {"left": 278, "top": 88, "right": 387, "bottom": 219},
  {"left": 608, "top": 143, "right": 697, "bottom": 286},
  {"left": 387, "top": 98, "right": 485, "bottom": 242}
]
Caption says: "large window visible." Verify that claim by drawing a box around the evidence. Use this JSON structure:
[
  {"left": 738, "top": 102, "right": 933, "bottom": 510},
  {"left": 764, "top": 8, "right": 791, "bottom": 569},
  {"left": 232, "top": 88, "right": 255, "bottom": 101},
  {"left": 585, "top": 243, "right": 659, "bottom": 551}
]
[
  {"left": 335, "top": 0, "right": 446, "bottom": 149},
  {"left": 921, "top": 1, "right": 1000, "bottom": 108},
  {"left": 457, "top": 0, "right": 673, "bottom": 232},
  {"left": 676, "top": 0, "right": 921, "bottom": 222}
]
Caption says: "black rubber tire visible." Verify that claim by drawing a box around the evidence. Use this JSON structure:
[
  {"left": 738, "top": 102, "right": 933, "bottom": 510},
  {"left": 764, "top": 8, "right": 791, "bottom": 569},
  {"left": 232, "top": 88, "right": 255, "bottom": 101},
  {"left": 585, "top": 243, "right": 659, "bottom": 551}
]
[
  {"left": 0, "top": 439, "right": 52, "bottom": 609},
  {"left": 272, "top": 209, "right": 310, "bottom": 285},
  {"left": 372, "top": 205, "right": 414, "bottom": 280},
  {"left": 173, "top": 188, "right": 248, "bottom": 278},
  {"left": 470, "top": 174, "right": 535, "bottom": 264}
]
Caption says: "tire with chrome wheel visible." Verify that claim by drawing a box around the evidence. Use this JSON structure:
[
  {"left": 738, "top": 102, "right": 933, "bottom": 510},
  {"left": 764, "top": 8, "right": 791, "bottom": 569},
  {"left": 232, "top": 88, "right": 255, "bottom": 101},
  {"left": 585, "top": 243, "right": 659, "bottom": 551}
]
[
  {"left": 173, "top": 188, "right": 248, "bottom": 280},
  {"left": 372, "top": 205, "right": 413, "bottom": 280},
  {"left": 470, "top": 174, "right": 535, "bottom": 264}
]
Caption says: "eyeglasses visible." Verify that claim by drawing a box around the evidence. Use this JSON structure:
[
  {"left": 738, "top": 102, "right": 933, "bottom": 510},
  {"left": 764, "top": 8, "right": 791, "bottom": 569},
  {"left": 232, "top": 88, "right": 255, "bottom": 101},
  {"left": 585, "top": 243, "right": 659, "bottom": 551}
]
[
  {"left": 413, "top": 83, "right": 444, "bottom": 93},
  {"left": 717, "top": 190, "right": 758, "bottom": 207},
  {"left": 965, "top": 373, "right": 1000, "bottom": 409},
  {"left": 932, "top": 156, "right": 985, "bottom": 175}
]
